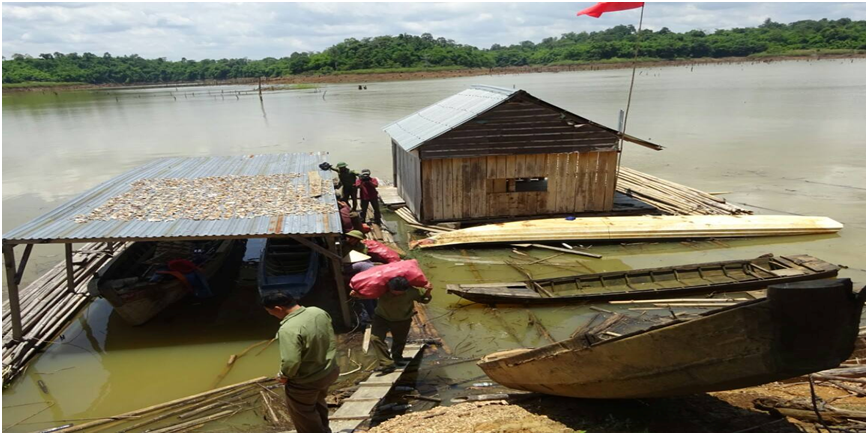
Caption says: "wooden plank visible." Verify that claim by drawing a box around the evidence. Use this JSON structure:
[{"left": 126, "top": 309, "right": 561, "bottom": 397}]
[
  {"left": 545, "top": 154, "right": 560, "bottom": 212},
  {"left": 431, "top": 159, "right": 444, "bottom": 221},
  {"left": 421, "top": 160, "right": 433, "bottom": 222},
  {"left": 415, "top": 215, "right": 844, "bottom": 248},
  {"left": 378, "top": 187, "right": 405, "bottom": 207},
  {"left": 454, "top": 158, "right": 465, "bottom": 220},
  {"left": 560, "top": 152, "right": 579, "bottom": 213},
  {"left": 510, "top": 243, "right": 602, "bottom": 258},
  {"left": 327, "top": 344, "right": 424, "bottom": 432},
  {"left": 592, "top": 152, "right": 608, "bottom": 211},
  {"left": 470, "top": 158, "right": 486, "bottom": 218},
  {"left": 308, "top": 171, "right": 324, "bottom": 197},
  {"left": 602, "top": 152, "right": 617, "bottom": 210}
]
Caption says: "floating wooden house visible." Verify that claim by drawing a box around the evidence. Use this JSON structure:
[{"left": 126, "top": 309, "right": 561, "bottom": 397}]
[{"left": 383, "top": 85, "right": 662, "bottom": 223}]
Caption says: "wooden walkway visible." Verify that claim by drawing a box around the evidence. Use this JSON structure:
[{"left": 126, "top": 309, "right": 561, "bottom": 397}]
[
  {"left": 329, "top": 344, "right": 425, "bottom": 433},
  {"left": 378, "top": 187, "right": 405, "bottom": 210}
]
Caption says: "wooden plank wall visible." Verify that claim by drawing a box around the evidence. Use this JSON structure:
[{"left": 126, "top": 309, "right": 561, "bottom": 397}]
[
  {"left": 393, "top": 143, "right": 423, "bottom": 217},
  {"left": 421, "top": 151, "right": 618, "bottom": 222}
]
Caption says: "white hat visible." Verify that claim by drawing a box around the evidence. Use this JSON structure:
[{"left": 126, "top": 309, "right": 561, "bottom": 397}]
[{"left": 343, "top": 250, "right": 372, "bottom": 264}]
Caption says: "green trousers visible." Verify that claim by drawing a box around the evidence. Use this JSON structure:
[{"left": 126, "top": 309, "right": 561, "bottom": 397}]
[{"left": 370, "top": 315, "right": 412, "bottom": 368}]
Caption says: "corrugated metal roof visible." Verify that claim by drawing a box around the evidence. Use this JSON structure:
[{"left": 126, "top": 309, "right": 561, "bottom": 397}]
[
  {"left": 383, "top": 85, "right": 518, "bottom": 151},
  {"left": 3, "top": 153, "right": 342, "bottom": 244}
]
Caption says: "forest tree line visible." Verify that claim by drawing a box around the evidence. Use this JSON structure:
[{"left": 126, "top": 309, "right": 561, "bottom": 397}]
[{"left": 2, "top": 18, "right": 864, "bottom": 85}]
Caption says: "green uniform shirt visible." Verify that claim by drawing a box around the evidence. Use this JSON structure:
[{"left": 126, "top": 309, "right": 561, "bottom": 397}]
[
  {"left": 337, "top": 169, "right": 359, "bottom": 189},
  {"left": 375, "top": 288, "right": 431, "bottom": 322},
  {"left": 276, "top": 306, "right": 337, "bottom": 384}
]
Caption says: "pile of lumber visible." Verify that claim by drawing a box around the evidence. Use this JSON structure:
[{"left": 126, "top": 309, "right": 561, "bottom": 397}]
[
  {"left": 54, "top": 377, "right": 279, "bottom": 433},
  {"left": 2, "top": 242, "right": 128, "bottom": 384},
  {"left": 616, "top": 167, "right": 750, "bottom": 216},
  {"left": 412, "top": 215, "right": 843, "bottom": 249}
]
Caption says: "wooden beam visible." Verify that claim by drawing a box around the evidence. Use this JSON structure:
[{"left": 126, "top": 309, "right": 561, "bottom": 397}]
[
  {"left": 3, "top": 244, "right": 23, "bottom": 341},
  {"left": 65, "top": 243, "right": 75, "bottom": 293},
  {"left": 287, "top": 235, "right": 341, "bottom": 262},
  {"left": 326, "top": 235, "right": 352, "bottom": 328},
  {"left": 14, "top": 244, "right": 33, "bottom": 286}
]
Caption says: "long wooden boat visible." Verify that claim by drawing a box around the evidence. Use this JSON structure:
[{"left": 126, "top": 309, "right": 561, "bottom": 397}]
[
  {"left": 478, "top": 278, "right": 865, "bottom": 399},
  {"left": 447, "top": 254, "right": 839, "bottom": 304},
  {"left": 412, "top": 215, "right": 843, "bottom": 248},
  {"left": 258, "top": 238, "right": 321, "bottom": 299},
  {"left": 89, "top": 239, "right": 235, "bottom": 325}
]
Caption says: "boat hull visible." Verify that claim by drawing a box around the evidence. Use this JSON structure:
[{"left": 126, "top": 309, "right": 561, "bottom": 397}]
[
  {"left": 447, "top": 255, "right": 839, "bottom": 305},
  {"left": 89, "top": 240, "right": 235, "bottom": 326},
  {"left": 478, "top": 279, "right": 864, "bottom": 398}
]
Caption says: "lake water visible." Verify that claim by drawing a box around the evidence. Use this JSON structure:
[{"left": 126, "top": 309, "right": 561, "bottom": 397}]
[{"left": 2, "top": 59, "right": 865, "bottom": 431}]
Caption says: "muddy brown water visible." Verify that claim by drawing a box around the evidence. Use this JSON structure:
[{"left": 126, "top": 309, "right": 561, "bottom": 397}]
[{"left": 2, "top": 59, "right": 865, "bottom": 432}]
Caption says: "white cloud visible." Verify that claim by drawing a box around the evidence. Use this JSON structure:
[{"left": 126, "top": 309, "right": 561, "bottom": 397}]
[{"left": 1, "top": 2, "right": 865, "bottom": 60}]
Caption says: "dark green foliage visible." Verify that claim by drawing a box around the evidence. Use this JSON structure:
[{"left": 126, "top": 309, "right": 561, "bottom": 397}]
[{"left": 2, "top": 18, "right": 864, "bottom": 85}]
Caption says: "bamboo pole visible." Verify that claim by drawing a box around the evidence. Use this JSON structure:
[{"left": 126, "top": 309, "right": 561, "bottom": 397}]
[
  {"left": 3, "top": 244, "right": 24, "bottom": 341},
  {"left": 57, "top": 377, "right": 271, "bottom": 432}
]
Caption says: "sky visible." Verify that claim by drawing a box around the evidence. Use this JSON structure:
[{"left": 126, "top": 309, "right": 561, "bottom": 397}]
[{"left": 2, "top": 1, "right": 866, "bottom": 61}]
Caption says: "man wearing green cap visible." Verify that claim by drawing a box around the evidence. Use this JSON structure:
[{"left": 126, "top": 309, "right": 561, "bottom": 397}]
[
  {"left": 343, "top": 230, "right": 368, "bottom": 255},
  {"left": 330, "top": 162, "right": 359, "bottom": 211}
]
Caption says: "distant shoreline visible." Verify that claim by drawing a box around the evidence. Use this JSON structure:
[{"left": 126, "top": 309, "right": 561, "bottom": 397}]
[{"left": 4, "top": 53, "right": 863, "bottom": 93}]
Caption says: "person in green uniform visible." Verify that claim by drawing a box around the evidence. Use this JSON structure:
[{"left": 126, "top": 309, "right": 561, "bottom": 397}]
[
  {"left": 370, "top": 276, "right": 432, "bottom": 373},
  {"left": 262, "top": 292, "right": 339, "bottom": 433},
  {"left": 330, "top": 162, "right": 359, "bottom": 211},
  {"left": 343, "top": 230, "right": 368, "bottom": 255}
]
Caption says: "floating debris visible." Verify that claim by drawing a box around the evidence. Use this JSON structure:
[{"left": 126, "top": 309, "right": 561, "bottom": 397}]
[{"left": 73, "top": 174, "right": 334, "bottom": 223}]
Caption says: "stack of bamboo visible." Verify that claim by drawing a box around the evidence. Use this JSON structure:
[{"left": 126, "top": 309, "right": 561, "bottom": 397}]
[
  {"left": 616, "top": 167, "right": 750, "bottom": 216},
  {"left": 55, "top": 377, "right": 279, "bottom": 433},
  {"left": 2, "top": 242, "right": 128, "bottom": 384}
]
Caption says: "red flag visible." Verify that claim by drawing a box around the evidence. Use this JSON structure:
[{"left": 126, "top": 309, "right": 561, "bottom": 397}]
[{"left": 577, "top": 2, "right": 644, "bottom": 18}]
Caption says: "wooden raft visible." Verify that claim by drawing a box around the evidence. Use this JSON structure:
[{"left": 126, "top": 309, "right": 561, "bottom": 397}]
[
  {"left": 2, "top": 242, "right": 128, "bottom": 383},
  {"left": 378, "top": 187, "right": 406, "bottom": 210},
  {"left": 616, "top": 167, "right": 751, "bottom": 216}
]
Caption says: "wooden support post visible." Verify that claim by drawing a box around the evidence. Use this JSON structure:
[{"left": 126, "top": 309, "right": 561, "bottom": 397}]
[
  {"left": 3, "top": 244, "right": 24, "bottom": 341},
  {"left": 65, "top": 243, "right": 75, "bottom": 293},
  {"left": 14, "top": 244, "right": 33, "bottom": 285},
  {"left": 328, "top": 235, "right": 353, "bottom": 328}
]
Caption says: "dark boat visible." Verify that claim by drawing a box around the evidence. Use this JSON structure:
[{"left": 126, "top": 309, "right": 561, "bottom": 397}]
[
  {"left": 447, "top": 254, "right": 839, "bottom": 305},
  {"left": 89, "top": 239, "right": 236, "bottom": 325},
  {"left": 478, "top": 278, "right": 865, "bottom": 399},
  {"left": 258, "top": 238, "right": 321, "bottom": 299}
]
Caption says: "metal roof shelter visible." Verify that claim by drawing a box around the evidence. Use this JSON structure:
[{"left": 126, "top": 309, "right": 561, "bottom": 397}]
[{"left": 2, "top": 152, "right": 352, "bottom": 342}]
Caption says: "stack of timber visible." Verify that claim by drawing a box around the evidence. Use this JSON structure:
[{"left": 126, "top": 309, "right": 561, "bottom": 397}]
[
  {"left": 54, "top": 377, "right": 277, "bottom": 433},
  {"left": 446, "top": 254, "right": 840, "bottom": 305},
  {"left": 616, "top": 167, "right": 750, "bottom": 216},
  {"left": 2, "top": 242, "right": 128, "bottom": 384},
  {"left": 479, "top": 279, "right": 865, "bottom": 399},
  {"left": 412, "top": 215, "right": 843, "bottom": 249}
]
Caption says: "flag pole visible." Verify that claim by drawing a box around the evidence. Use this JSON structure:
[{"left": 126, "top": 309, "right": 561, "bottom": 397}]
[{"left": 615, "top": 4, "right": 645, "bottom": 183}]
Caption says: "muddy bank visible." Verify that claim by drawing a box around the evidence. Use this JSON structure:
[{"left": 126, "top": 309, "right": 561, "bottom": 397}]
[{"left": 5, "top": 53, "right": 863, "bottom": 93}]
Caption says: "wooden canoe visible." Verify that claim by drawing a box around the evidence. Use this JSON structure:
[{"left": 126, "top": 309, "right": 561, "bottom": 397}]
[
  {"left": 446, "top": 254, "right": 839, "bottom": 305},
  {"left": 89, "top": 239, "right": 235, "bottom": 325},
  {"left": 412, "top": 215, "right": 843, "bottom": 248},
  {"left": 258, "top": 237, "right": 322, "bottom": 299},
  {"left": 478, "top": 278, "right": 865, "bottom": 399}
]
